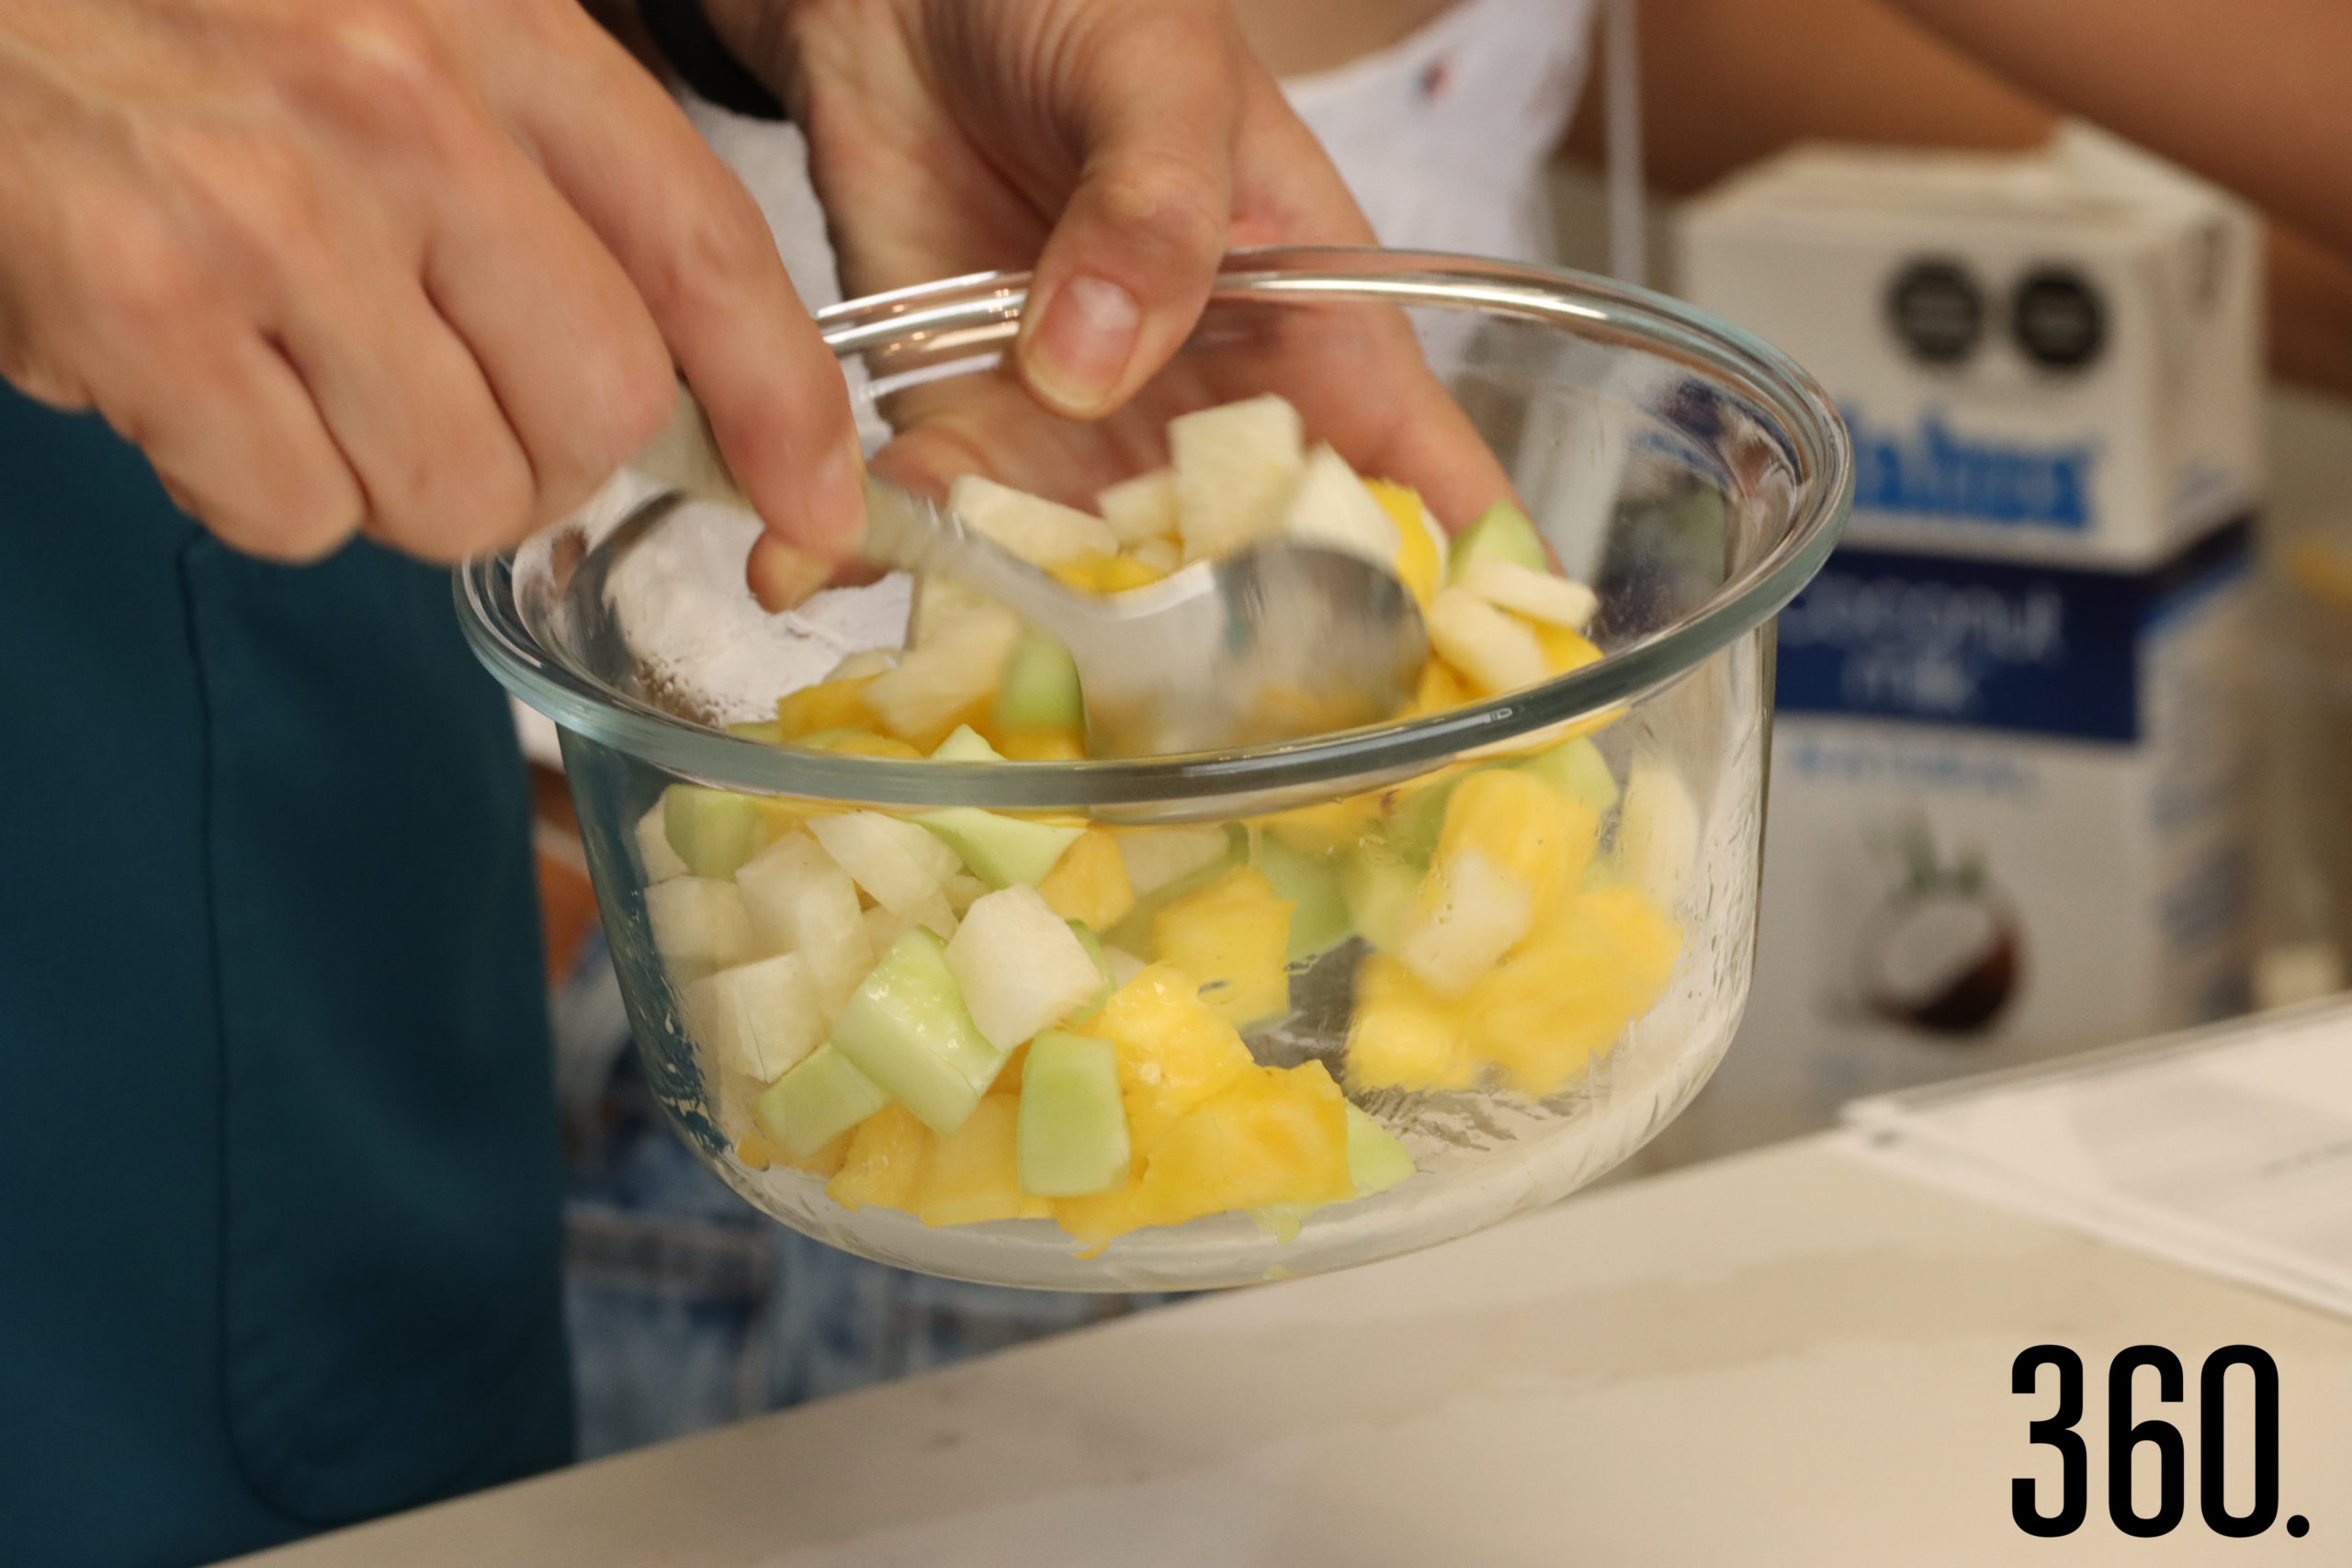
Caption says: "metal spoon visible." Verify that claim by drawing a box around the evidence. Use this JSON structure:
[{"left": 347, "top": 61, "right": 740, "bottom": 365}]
[{"left": 861, "top": 477, "right": 1429, "bottom": 758}]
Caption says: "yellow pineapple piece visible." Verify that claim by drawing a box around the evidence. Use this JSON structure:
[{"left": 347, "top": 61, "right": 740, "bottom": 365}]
[
  {"left": 1413, "top": 658, "right": 1472, "bottom": 715},
  {"left": 1365, "top": 479, "right": 1443, "bottom": 609},
  {"left": 803, "top": 728, "right": 925, "bottom": 759},
  {"left": 752, "top": 795, "right": 839, "bottom": 840},
  {"left": 826, "top": 1103, "right": 931, "bottom": 1213},
  {"left": 734, "top": 1128, "right": 779, "bottom": 1171},
  {"left": 1530, "top": 619, "right": 1603, "bottom": 677},
  {"left": 915, "top": 1096, "right": 1051, "bottom": 1225},
  {"left": 1346, "top": 952, "right": 1479, "bottom": 1091},
  {"left": 1037, "top": 829, "right": 1136, "bottom": 931},
  {"left": 994, "top": 1041, "right": 1031, "bottom": 1097},
  {"left": 1466, "top": 885, "right": 1682, "bottom": 1099},
  {"left": 1136, "top": 1062, "right": 1353, "bottom": 1226},
  {"left": 1392, "top": 770, "right": 1600, "bottom": 996},
  {"left": 1077, "top": 963, "right": 1253, "bottom": 1153},
  {"left": 776, "top": 674, "right": 878, "bottom": 739},
  {"left": 1151, "top": 866, "right": 1295, "bottom": 1030},
  {"left": 1255, "top": 793, "right": 1385, "bottom": 857},
  {"left": 786, "top": 1131, "right": 853, "bottom": 1179},
  {"left": 998, "top": 727, "right": 1088, "bottom": 761},
  {"left": 1053, "top": 1174, "right": 1151, "bottom": 1251},
  {"left": 1048, "top": 550, "right": 1168, "bottom": 594}
]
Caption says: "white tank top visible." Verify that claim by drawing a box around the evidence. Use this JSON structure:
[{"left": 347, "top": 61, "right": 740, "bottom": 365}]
[{"left": 1281, "top": 0, "right": 1596, "bottom": 265}]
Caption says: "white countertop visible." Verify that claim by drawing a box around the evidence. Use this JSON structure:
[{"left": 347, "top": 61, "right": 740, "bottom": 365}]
[{"left": 228, "top": 1131, "right": 2352, "bottom": 1566}]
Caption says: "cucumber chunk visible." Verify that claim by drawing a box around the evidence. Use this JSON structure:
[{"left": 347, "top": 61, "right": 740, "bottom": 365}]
[
  {"left": 1513, "top": 736, "right": 1621, "bottom": 817},
  {"left": 829, "top": 928, "right": 1006, "bottom": 1136},
  {"left": 752, "top": 1043, "right": 889, "bottom": 1160},
  {"left": 915, "top": 807, "right": 1085, "bottom": 890},
  {"left": 1446, "top": 499, "right": 1548, "bottom": 582},
  {"left": 1016, "top": 1031, "right": 1131, "bottom": 1197},
  {"left": 1252, "top": 834, "right": 1352, "bottom": 962},
  {"left": 1342, "top": 1103, "right": 1415, "bottom": 1195},
  {"left": 664, "top": 784, "right": 763, "bottom": 880},
  {"left": 993, "top": 626, "right": 1084, "bottom": 733}
]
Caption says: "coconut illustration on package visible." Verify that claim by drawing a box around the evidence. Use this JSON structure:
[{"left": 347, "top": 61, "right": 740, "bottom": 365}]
[{"left": 1856, "top": 821, "right": 2022, "bottom": 1037}]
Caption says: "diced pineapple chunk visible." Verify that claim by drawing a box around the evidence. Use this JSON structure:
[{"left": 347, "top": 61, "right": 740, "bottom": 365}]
[
  {"left": 1256, "top": 793, "right": 1384, "bottom": 857},
  {"left": 1364, "top": 479, "right": 1445, "bottom": 608},
  {"left": 1150, "top": 866, "right": 1295, "bottom": 1031},
  {"left": 1077, "top": 964, "right": 1253, "bottom": 1153},
  {"left": 1048, "top": 551, "right": 1166, "bottom": 593},
  {"left": 1465, "top": 885, "right": 1681, "bottom": 1099},
  {"left": 916, "top": 1095, "right": 1051, "bottom": 1225},
  {"left": 1413, "top": 658, "right": 1471, "bottom": 716},
  {"left": 865, "top": 600, "right": 1021, "bottom": 749},
  {"left": 997, "top": 727, "right": 1089, "bottom": 761},
  {"left": 1097, "top": 467, "right": 1181, "bottom": 544},
  {"left": 776, "top": 674, "right": 878, "bottom": 739},
  {"left": 1392, "top": 770, "right": 1598, "bottom": 996},
  {"left": 1530, "top": 620, "right": 1603, "bottom": 677},
  {"left": 1036, "top": 829, "right": 1136, "bottom": 931},
  {"left": 826, "top": 1103, "right": 932, "bottom": 1213},
  {"left": 1427, "top": 588, "right": 1547, "bottom": 695},
  {"left": 1136, "top": 1063, "right": 1353, "bottom": 1226},
  {"left": 1346, "top": 952, "right": 1479, "bottom": 1091},
  {"left": 1171, "top": 394, "right": 1304, "bottom": 561},
  {"left": 947, "top": 474, "right": 1120, "bottom": 565}
]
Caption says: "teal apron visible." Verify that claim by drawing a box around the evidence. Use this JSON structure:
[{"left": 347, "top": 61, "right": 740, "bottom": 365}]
[{"left": 0, "top": 390, "right": 572, "bottom": 1567}]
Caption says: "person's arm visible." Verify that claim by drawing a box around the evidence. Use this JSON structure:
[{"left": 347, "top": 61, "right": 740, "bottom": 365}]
[{"left": 1566, "top": 0, "right": 2352, "bottom": 400}]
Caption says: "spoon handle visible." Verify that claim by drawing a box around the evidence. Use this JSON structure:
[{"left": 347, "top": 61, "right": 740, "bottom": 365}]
[{"left": 859, "top": 477, "right": 1080, "bottom": 632}]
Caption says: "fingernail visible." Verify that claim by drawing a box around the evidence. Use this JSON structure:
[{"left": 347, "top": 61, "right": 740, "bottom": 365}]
[
  {"left": 1027, "top": 276, "right": 1139, "bottom": 415},
  {"left": 747, "top": 533, "right": 832, "bottom": 612},
  {"left": 804, "top": 437, "right": 865, "bottom": 552}
]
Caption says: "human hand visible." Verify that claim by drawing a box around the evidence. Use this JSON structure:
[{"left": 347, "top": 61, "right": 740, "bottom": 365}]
[
  {"left": 706, "top": 0, "right": 1513, "bottom": 581},
  {"left": 0, "top": 0, "right": 865, "bottom": 577}
]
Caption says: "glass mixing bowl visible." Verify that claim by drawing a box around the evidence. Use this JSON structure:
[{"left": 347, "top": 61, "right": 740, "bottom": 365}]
[{"left": 459, "top": 249, "right": 1850, "bottom": 1290}]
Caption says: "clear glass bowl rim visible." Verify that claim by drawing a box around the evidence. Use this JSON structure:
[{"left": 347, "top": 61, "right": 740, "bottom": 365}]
[{"left": 458, "top": 246, "right": 1852, "bottom": 810}]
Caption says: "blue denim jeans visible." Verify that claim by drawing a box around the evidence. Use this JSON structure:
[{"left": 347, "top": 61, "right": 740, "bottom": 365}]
[{"left": 554, "top": 932, "right": 1170, "bottom": 1459}]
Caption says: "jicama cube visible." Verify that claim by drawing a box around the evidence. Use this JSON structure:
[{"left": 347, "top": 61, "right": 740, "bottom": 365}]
[
  {"left": 636, "top": 802, "right": 690, "bottom": 883},
  {"left": 1427, "top": 588, "right": 1547, "bottom": 696},
  {"left": 1392, "top": 770, "right": 1599, "bottom": 996},
  {"left": 735, "top": 830, "right": 873, "bottom": 1015},
  {"left": 943, "top": 885, "right": 1104, "bottom": 1051},
  {"left": 1171, "top": 394, "right": 1304, "bottom": 561},
  {"left": 1280, "top": 446, "right": 1398, "bottom": 570},
  {"left": 808, "top": 811, "right": 962, "bottom": 913},
  {"left": 644, "top": 877, "right": 753, "bottom": 977},
  {"left": 830, "top": 929, "right": 1008, "bottom": 1136},
  {"left": 946, "top": 474, "right": 1119, "bottom": 566},
  {"left": 1620, "top": 758, "right": 1700, "bottom": 911},
  {"left": 1097, "top": 467, "right": 1181, "bottom": 544},
  {"left": 683, "top": 953, "right": 826, "bottom": 1081},
  {"left": 1455, "top": 558, "right": 1599, "bottom": 630},
  {"left": 1111, "top": 823, "right": 1237, "bottom": 899},
  {"left": 862, "top": 887, "right": 959, "bottom": 953}
]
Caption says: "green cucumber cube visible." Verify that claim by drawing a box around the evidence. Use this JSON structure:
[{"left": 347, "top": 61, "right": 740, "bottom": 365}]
[
  {"left": 664, "top": 784, "right": 763, "bottom": 880},
  {"left": 829, "top": 928, "right": 1006, "bottom": 1136},
  {"left": 994, "top": 626, "right": 1084, "bottom": 732},
  {"left": 1016, "top": 1032, "right": 1130, "bottom": 1196},
  {"left": 915, "top": 807, "right": 1085, "bottom": 889},
  {"left": 1252, "top": 835, "right": 1352, "bottom": 962},
  {"left": 1343, "top": 1102, "right": 1415, "bottom": 1195},
  {"left": 1514, "top": 736, "right": 1620, "bottom": 817},
  {"left": 1446, "top": 499, "right": 1548, "bottom": 583},
  {"left": 752, "top": 1043, "right": 890, "bottom": 1160}
]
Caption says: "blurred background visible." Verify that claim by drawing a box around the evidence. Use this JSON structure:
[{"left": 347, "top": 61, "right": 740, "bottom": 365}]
[{"left": 526, "top": 0, "right": 2352, "bottom": 1461}]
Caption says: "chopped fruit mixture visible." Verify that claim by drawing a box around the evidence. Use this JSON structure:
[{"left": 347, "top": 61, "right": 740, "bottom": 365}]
[{"left": 639, "top": 394, "right": 1689, "bottom": 1249}]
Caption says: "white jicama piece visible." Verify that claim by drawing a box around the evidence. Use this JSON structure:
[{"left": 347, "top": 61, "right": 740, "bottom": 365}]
[
  {"left": 862, "top": 887, "right": 959, "bottom": 953},
  {"left": 1394, "top": 850, "right": 1535, "bottom": 998},
  {"left": 1620, "top": 758, "right": 1700, "bottom": 912},
  {"left": 943, "top": 885, "right": 1105, "bottom": 1051},
  {"left": 1455, "top": 558, "right": 1600, "bottom": 630},
  {"left": 735, "top": 830, "right": 872, "bottom": 1014},
  {"left": 826, "top": 648, "right": 899, "bottom": 682},
  {"left": 942, "top": 873, "right": 990, "bottom": 915},
  {"left": 1171, "top": 394, "right": 1304, "bottom": 561},
  {"left": 1111, "top": 823, "right": 1232, "bottom": 898},
  {"left": 946, "top": 474, "right": 1120, "bottom": 565},
  {"left": 684, "top": 954, "right": 827, "bottom": 1081},
  {"left": 1427, "top": 588, "right": 1547, "bottom": 695},
  {"left": 808, "top": 811, "right": 962, "bottom": 913},
  {"left": 635, "top": 802, "right": 690, "bottom": 883},
  {"left": 1096, "top": 467, "right": 1181, "bottom": 543},
  {"left": 1127, "top": 536, "right": 1182, "bottom": 576},
  {"left": 1281, "top": 445, "right": 1398, "bottom": 570},
  {"left": 865, "top": 598, "right": 1022, "bottom": 742},
  {"left": 1102, "top": 944, "right": 1149, "bottom": 988},
  {"left": 644, "top": 877, "right": 754, "bottom": 977}
]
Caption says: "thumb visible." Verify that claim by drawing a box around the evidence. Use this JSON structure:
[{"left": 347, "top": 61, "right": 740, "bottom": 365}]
[{"left": 1014, "top": 17, "right": 1239, "bottom": 418}]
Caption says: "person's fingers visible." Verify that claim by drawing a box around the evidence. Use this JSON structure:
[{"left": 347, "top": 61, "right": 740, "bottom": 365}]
[
  {"left": 423, "top": 128, "right": 677, "bottom": 533},
  {"left": 1014, "top": 11, "right": 1239, "bottom": 419},
  {"left": 484, "top": 18, "right": 865, "bottom": 570}
]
